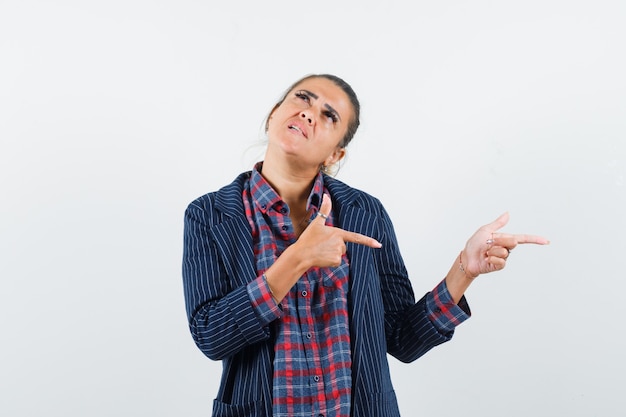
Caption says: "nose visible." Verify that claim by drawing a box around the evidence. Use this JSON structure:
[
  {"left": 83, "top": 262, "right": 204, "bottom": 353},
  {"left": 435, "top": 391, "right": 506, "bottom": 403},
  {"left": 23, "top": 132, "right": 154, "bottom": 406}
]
[{"left": 300, "top": 110, "right": 314, "bottom": 125}]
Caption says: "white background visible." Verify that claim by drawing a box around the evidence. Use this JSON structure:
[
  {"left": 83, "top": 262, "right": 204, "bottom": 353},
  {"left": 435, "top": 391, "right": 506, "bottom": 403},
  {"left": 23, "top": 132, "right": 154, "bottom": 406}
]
[{"left": 1, "top": 1, "right": 625, "bottom": 416}]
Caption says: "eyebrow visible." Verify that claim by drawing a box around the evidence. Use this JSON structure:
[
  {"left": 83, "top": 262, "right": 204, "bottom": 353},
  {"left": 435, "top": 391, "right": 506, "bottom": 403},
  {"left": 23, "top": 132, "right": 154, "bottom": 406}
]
[{"left": 300, "top": 89, "right": 342, "bottom": 122}]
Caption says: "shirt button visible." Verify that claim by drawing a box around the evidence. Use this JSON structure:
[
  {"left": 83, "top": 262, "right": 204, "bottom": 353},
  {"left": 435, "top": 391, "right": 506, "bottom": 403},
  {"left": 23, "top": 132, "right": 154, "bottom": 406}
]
[
  {"left": 282, "top": 225, "right": 288, "bottom": 231},
  {"left": 280, "top": 208, "right": 287, "bottom": 214},
  {"left": 301, "top": 290, "right": 308, "bottom": 297},
  {"left": 306, "top": 333, "right": 312, "bottom": 339},
  {"left": 313, "top": 376, "right": 320, "bottom": 382}
]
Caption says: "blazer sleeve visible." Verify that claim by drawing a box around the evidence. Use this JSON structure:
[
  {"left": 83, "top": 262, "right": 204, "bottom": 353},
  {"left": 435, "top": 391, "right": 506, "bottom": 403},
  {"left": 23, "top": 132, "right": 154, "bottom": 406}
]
[
  {"left": 182, "top": 197, "right": 271, "bottom": 361},
  {"left": 374, "top": 203, "right": 456, "bottom": 363}
]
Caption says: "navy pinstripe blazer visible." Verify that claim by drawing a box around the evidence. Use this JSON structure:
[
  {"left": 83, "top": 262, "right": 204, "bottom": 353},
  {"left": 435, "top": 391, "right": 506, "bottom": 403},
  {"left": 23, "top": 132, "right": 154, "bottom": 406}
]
[{"left": 182, "top": 172, "right": 456, "bottom": 417}]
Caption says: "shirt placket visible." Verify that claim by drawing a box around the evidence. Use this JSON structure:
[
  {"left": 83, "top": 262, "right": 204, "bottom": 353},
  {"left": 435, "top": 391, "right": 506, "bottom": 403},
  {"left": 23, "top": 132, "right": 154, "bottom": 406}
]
[{"left": 295, "top": 274, "right": 327, "bottom": 417}]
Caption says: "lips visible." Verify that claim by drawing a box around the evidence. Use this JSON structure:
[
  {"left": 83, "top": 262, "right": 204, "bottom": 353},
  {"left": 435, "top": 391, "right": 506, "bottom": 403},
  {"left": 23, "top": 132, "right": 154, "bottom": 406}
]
[{"left": 288, "top": 121, "right": 308, "bottom": 138}]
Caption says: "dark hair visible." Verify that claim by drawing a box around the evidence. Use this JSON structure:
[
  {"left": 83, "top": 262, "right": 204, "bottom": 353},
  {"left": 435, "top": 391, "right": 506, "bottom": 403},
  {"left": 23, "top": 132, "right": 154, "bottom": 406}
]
[{"left": 265, "top": 74, "right": 360, "bottom": 148}]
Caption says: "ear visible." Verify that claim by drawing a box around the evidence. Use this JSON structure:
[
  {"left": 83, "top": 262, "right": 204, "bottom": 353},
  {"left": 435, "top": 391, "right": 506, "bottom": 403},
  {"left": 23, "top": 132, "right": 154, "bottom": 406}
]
[
  {"left": 265, "top": 103, "right": 281, "bottom": 132},
  {"left": 324, "top": 147, "right": 346, "bottom": 166}
]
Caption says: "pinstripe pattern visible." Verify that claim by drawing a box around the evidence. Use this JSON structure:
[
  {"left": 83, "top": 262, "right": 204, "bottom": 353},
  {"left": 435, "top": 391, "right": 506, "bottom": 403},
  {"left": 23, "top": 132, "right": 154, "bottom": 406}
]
[{"left": 182, "top": 171, "right": 469, "bottom": 417}]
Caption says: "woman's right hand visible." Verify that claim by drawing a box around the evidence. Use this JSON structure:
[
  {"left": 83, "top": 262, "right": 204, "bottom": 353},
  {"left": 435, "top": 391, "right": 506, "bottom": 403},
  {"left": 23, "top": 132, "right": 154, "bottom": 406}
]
[
  {"left": 295, "top": 193, "right": 382, "bottom": 269},
  {"left": 265, "top": 193, "right": 381, "bottom": 302}
]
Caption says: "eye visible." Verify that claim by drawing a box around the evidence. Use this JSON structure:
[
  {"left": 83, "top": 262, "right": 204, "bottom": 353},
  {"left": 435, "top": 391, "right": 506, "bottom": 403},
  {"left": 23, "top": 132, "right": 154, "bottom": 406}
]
[
  {"left": 294, "top": 91, "right": 311, "bottom": 103},
  {"left": 323, "top": 110, "right": 338, "bottom": 123}
]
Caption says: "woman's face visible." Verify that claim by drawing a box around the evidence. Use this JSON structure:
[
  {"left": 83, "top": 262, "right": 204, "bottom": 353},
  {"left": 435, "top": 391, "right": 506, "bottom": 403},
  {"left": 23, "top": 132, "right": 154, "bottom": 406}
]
[{"left": 266, "top": 77, "right": 353, "bottom": 169}]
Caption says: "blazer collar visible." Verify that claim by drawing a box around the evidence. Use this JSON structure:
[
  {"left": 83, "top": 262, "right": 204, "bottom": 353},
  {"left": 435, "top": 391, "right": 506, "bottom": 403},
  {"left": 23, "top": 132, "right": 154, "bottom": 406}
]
[
  {"left": 324, "top": 175, "right": 362, "bottom": 211},
  {"left": 214, "top": 171, "right": 250, "bottom": 218}
]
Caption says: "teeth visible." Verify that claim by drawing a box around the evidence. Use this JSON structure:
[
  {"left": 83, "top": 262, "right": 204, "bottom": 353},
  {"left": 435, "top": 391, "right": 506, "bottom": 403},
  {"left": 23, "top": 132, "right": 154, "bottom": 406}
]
[{"left": 289, "top": 125, "right": 301, "bottom": 132}]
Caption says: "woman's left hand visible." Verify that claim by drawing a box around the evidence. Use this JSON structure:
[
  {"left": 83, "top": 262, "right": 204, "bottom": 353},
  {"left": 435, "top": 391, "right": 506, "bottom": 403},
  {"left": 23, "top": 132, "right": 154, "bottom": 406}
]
[{"left": 461, "top": 212, "right": 550, "bottom": 279}]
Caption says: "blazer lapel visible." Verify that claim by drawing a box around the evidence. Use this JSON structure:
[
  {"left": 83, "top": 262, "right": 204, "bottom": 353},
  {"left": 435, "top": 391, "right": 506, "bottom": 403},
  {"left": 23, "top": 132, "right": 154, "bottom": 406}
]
[
  {"left": 209, "top": 218, "right": 257, "bottom": 288},
  {"left": 341, "top": 206, "right": 379, "bottom": 325},
  {"left": 209, "top": 172, "right": 257, "bottom": 288},
  {"left": 329, "top": 177, "right": 388, "bottom": 401}
]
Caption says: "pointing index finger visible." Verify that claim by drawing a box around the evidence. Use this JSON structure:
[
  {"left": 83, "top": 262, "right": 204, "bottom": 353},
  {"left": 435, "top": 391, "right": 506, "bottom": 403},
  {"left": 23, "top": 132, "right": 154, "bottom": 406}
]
[
  {"left": 514, "top": 233, "right": 550, "bottom": 245},
  {"left": 340, "top": 229, "right": 382, "bottom": 248},
  {"left": 492, "top": 233, "right": 550, "bottom": 246}
]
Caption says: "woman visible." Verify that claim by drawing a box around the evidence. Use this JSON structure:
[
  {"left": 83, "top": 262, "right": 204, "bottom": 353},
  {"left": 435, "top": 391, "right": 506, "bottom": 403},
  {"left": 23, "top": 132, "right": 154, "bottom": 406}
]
[{"left": 182, "top": 74, "right": 549, "bottom": 417}]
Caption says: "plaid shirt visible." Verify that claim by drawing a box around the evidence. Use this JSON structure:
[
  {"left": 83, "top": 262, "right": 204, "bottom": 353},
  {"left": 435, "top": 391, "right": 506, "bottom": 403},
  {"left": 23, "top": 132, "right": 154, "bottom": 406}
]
[{"left": 243, "top": 163, "right": 469, "bottom": 417}]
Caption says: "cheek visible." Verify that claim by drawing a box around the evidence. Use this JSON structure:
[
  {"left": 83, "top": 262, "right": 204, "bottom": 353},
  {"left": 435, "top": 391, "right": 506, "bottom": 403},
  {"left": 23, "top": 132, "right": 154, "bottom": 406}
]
[
  {"left": 266, "top": 108, "right": 286, "bottom": 132},
  {"left": 323, "top": 122, "right": 348, "bottom": 145}
]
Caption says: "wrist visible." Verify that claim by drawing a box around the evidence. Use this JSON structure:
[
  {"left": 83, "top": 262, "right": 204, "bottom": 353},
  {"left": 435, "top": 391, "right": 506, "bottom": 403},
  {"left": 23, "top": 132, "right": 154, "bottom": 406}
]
[
  {"left": 284, "top": 242, "right": 312, "bottom": 273},
  {"left": 458, "top": 250, "right": 478, "bottom": 280},
  {"left": 262, "top": 273, "right": 280, "bottom": 304},
  {"left": 264, "top": 244, "right": 310, "bottom": 300},
  {"left": 445, "top": 250, "right": 475, "bottom": 304}
]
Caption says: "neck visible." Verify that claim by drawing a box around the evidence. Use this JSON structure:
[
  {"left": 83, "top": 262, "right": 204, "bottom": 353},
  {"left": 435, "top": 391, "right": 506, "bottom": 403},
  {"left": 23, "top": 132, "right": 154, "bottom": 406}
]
[{"left": 260, "top": 154, "right": 320, "bottom": 211}]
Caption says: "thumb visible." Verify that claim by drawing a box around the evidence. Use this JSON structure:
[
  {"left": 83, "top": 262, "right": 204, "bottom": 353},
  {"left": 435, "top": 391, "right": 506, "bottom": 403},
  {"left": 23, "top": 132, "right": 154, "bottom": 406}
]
[
  {"left": 488, "top": 211, "right": 510, "bottom": 232},
  {"left": 316, "top": 193, "right": 332, "bottom": 223}
]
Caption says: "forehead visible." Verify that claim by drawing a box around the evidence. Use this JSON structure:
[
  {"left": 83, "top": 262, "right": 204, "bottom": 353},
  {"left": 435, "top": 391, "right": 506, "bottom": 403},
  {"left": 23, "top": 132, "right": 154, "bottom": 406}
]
[{"left": 290, "top": 77, "right": 353, "bottom": 118}]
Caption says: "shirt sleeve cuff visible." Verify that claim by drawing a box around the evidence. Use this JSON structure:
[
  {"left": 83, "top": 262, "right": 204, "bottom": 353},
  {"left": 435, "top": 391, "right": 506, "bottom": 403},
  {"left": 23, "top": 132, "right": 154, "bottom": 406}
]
[
  {"left": 426, "top": 279, "right": 471, "bottom": 333},
  {"left": 247, "top": 274, "right": 282, "bottom": 326}
]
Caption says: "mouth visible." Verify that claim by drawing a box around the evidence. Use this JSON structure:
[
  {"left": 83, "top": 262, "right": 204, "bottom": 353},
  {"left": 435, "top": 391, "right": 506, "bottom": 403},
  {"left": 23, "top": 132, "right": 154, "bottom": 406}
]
[{"left": 288, "top": 124, "right": 307, "bottom": 138}]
